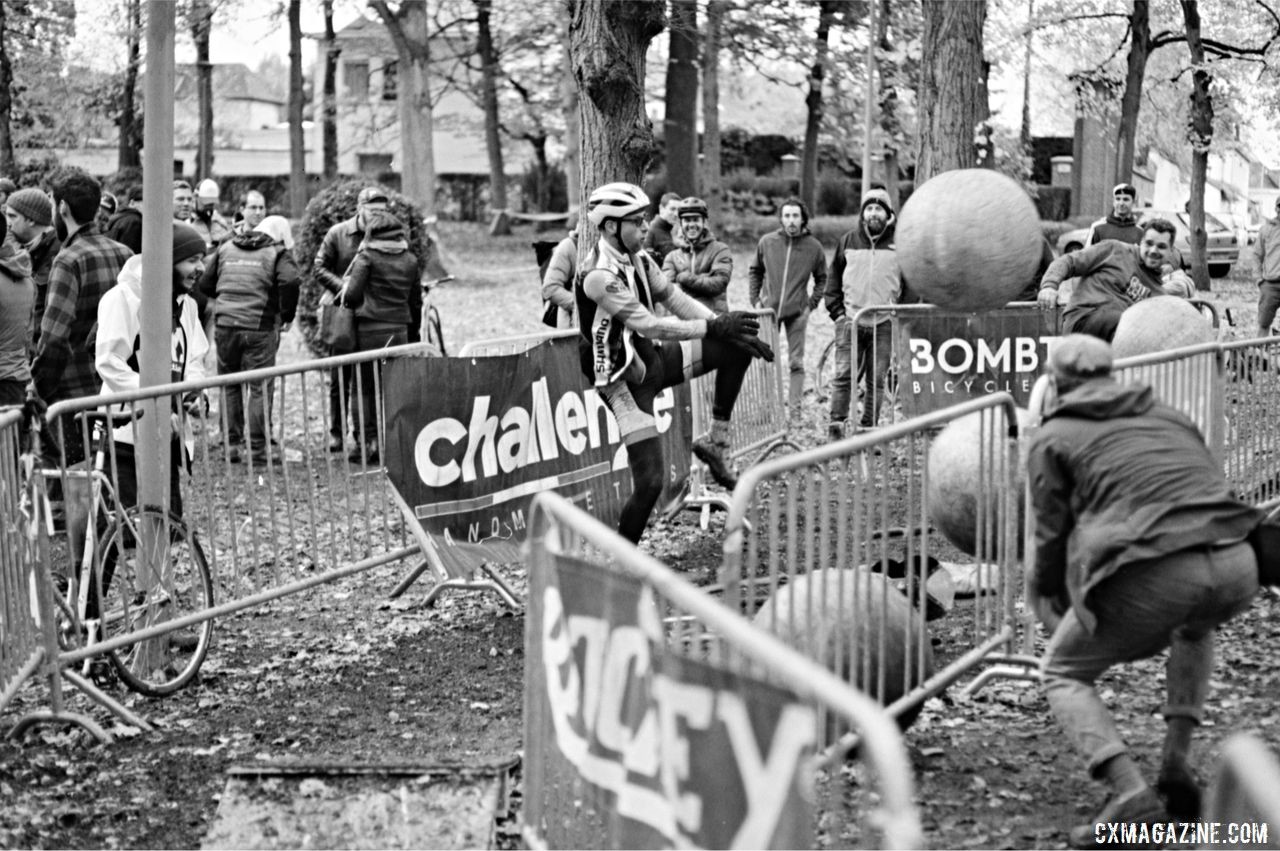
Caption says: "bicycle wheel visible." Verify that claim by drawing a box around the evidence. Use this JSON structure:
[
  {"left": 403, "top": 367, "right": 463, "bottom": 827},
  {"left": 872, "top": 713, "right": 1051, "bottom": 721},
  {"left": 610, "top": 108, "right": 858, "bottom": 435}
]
[
  {"left": 94, "top": 507, "right": 213, "bottom": 696},
  {"left": 425, "top": 306, "right": 446, "bottom": 356}
]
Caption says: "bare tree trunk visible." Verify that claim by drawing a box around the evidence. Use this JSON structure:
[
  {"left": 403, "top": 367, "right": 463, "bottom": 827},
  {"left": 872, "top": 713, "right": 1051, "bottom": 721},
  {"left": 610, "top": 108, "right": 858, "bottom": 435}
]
[
  {"left": 476, "top": 0, "right": 508, "bottom": 215},
  {"left": 664, "top": 0, "right": 698, "bottom": 196},
  {"left": 915, "top": 0, "right": 986, "bottom": 183},
  {"left": 117, "top": 0, "right": 143, "bottom": 170},
  {"left": 1116, "top": 0, "right": 1150, "bottom": 186},
  {"left": 322, "top": 0, "right": 339, "bottom": 180},
  {"left": 1181, "top": 0, "right": 1211, "bottom": 292},
  {"left": 568, "top": 0, "right": 665, "bottom": 253},
  {"left": 801, "top": 1, "right": 837, "bottom": 211},
  {"left": 701, "top": 0, "right": 724, "bottom": 221},
  {"left": 287, "top": 0, "right": 307, "bottom": 216},
  {"left": 193, "top": 0, "right": 214, "bottom": 181},
  {"left": 877, "top": 0, "right": 900, "bottom": 206},
  {"left": 0, "top": 0, "right": 17, "bottom": 175},
  {"left": 1020, "top": 0, "right": 1033, "bottom": 149},
  {"left": 561, "top": 30, "right": 580, "bottom": 212},
  {"left": 372, "top": 0, "right": 437, "bottom": 218},
  {"left": 860, "top": 0, "right": 877, "bottom": 197}
]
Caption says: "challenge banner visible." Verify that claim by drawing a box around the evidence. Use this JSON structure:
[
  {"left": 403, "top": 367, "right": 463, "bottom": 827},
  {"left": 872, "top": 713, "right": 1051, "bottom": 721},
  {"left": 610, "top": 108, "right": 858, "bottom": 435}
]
[
  {"left": 897, "top": 307, "right": 1059, "bottom": 414},
  {"left": 529, "top": 553, "right": 816, "bottom": 849},
  {"left": 382, "top": 336, "right": 692, "bottom": 576}
]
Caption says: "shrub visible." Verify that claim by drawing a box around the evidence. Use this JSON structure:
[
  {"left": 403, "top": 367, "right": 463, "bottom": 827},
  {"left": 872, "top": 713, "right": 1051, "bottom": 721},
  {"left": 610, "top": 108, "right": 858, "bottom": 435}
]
[
  {"left": 816, "top": 174, "right": 853, "bottom": 216},
  {"left": 14, "top": 153, "right": 63, "bottom": 190},
  {"left": 295, "top": 178, "right": 434, "bottom": 357},
  {"left": 1032, "top": 186, "right": 1072, "bottom": 221}
]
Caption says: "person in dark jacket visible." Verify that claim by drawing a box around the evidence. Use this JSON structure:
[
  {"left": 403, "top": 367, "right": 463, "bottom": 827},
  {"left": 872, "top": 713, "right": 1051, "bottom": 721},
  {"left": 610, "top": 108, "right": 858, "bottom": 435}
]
[
  {"left": 1037, "top": 218, "right": 1192, "bottom": 341},
  {"left": 0, "top": 215, "right": 33, "bottom": 407},
  {"left": 314, "top": 186, "right": 390, "bottom": 452},
  {"left": 748, "top": 197, "right": 827, "bottom": 421},
  {"left": 1026, "top": 334, "right": 1260, "bottom": 845},
  {"left": 1085, "top": 183, "right": 1143, "bottom": 247},
  {"left": 662, "top": 196, "right": 732, "bottom": 314},
  {"left": 824, "top": 189, "right": 901, "bottom": 438},
  {"left": 199, "top": 215, "right": 300, "bottom": 464},
  {"left": 641, "top": 192, "right": 681, "bottom": 266},
  {"left": 4, "top": 187, "right": 60, "bottom": 353},
  {"left": 341, "top": 210, "right": 421, "bottom": 464},
  {"left": 104, "top": 184, "right": 144, "bottom": 255}
]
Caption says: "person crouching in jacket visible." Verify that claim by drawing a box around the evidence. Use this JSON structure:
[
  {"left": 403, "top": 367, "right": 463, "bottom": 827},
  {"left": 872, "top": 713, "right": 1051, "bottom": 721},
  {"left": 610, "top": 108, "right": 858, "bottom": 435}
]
[
  {"left": 1026, "top": 334, "right": 1260, "bottom": 845},
  {"left": 340, "top": 210, "right": 421, "bottom": 465},
  {"left": 747, "top": 197, "right": 828, "bottom": 422},
  {"left": 662, "top": 196, "right": 732, "bottom": 314}
]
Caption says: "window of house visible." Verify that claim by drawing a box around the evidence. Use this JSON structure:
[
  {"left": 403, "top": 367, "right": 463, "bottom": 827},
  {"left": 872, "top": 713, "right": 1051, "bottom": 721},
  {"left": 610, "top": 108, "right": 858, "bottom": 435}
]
[
  {"left": 381, "top": 60, "right": 398, "bottom": 102},
  {"left": 344, "top": 60, "right": 369, "bottom": 98}
]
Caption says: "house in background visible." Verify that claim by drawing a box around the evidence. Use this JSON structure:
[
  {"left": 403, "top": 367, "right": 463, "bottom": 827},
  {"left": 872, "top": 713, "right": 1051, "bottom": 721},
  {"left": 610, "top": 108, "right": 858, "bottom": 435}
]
[{"left": 313, "top": 15, "right": 529, "bottom": 219}]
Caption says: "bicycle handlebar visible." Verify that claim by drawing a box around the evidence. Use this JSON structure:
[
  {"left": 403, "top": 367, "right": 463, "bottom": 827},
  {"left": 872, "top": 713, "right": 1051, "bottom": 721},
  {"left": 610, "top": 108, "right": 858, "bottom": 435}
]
[{"left": 423, "top": 275, "right": 455, "bottom": 288}]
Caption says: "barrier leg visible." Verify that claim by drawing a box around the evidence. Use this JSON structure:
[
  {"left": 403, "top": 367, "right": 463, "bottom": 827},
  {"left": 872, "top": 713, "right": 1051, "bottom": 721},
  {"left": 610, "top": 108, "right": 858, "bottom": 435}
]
[
  {"left": 7, "top": 709, "right": 113, "bottom": 745},
  {"left": 957, "top": 654, "right": 1043, "bottom": 699},
  {"left": 389, "top": 557, "right": 440, "bottom": 599}
]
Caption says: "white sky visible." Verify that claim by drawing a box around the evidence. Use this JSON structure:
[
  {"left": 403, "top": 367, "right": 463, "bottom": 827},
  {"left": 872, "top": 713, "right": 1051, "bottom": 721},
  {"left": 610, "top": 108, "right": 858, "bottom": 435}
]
[{"left": 69, "top": 0, "right": 365, "bottom": 75}]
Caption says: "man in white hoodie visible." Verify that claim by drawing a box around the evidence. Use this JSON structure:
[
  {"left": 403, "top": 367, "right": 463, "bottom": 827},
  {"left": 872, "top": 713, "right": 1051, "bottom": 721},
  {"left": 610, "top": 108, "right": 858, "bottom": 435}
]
[{"left": 93, "top": 220, "right": 210, "bottom": 517}]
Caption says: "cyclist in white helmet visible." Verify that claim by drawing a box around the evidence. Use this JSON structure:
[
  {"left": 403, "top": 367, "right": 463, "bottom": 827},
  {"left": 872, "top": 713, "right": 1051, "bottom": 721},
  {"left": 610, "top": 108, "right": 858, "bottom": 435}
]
[{"left": 577, "top": 181, "right": 774, "bottom": 544}]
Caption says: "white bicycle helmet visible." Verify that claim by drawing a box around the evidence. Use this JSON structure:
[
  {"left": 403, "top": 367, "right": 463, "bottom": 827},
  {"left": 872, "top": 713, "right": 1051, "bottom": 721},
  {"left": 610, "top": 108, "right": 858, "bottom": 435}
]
[{"left": 587, "top": 182, "right": 650, "bottom": 227}]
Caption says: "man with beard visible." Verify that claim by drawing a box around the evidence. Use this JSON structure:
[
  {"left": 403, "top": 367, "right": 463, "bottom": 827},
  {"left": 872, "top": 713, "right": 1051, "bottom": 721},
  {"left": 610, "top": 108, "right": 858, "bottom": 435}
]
[
  {"left": 1037, "top": 218, "right": 1193, "bottom": 341},
  {"left": 662, "top": 196, "right": 732, "bottom": 314},
  {"left": 29, "top": 167, "right": 132, "bottom": 468},
  {"left": 193, "top": 179, "right": 233, "bottom": 248},
  {"left": 642, "top": 192, "right": 682, "bottom": 266},
  {"left": 1086, "top": 183, "right": 1143, "bottom": 247},
  {"left": 104, "top": 184, "right": 144, "bottom": 254},
  {"left": 748, "top": 197, "right": 827, "bottom": 422},
  {"left": 4, "top": 187, "right": 60, "bottom": 351},
  {"left": 824, "top": 189, "right": 901, "bottom": 439}
]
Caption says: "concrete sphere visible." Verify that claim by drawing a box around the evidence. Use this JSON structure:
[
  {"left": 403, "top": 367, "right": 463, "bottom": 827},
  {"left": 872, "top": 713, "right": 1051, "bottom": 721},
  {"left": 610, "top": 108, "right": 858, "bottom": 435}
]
[
  {"left": 1111, "top": 295, "right": 1215, "bottom": 358},
  {"left": 927, "top": 407, "right": 1031, "bottom": 557},
  {"left": 753, "top": 569, "right": 934, "bottom": 731},
  {"left": 897, "top": 169, "right": 1043, "bottom": 312}
]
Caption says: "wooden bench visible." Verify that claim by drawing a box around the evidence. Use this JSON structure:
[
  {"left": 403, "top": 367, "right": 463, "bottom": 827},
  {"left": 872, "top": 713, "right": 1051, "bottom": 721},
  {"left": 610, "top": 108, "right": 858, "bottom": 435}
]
[{"left": 488, "top": 208, "right": 575, "bottom": 237}]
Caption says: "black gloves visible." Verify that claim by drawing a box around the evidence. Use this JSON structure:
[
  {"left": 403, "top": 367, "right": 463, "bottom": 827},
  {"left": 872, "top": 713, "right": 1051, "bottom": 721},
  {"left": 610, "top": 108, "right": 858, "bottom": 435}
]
[
  {"left": 705, "top": 311, "right": 775, "bottom": 362},
  {"left": 706, "top": 311, "right": 760, "bottom": 340}
]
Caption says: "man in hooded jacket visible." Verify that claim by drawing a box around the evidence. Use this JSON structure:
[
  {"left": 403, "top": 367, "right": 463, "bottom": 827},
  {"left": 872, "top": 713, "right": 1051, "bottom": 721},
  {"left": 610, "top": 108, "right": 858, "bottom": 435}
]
[
  {"left": 1026, "top": 334, "right": 1260, "bottom": 846},
  {"left": 663, "top": 196, "right": 732, "bottom": 314},
  {"left": 824, "top": 188, "right": 901, "bottom": 439},
  {"left": 199, "top": 215, "right": 300, "bottom": 465}
]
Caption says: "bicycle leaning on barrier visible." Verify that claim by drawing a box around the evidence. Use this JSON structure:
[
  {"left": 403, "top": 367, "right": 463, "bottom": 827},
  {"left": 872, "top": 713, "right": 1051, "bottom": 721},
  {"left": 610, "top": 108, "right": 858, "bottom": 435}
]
[
  {"left": 420, "top": 274, "right": 453, "bottom": 356},
  {"left": 26, "top": 408, "right": 214, "bottom": 696}
]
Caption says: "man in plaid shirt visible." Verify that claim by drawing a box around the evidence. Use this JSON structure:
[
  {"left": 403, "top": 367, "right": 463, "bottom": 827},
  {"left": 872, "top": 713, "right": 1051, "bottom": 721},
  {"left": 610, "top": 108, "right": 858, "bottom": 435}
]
[{"left": 29, "top": 168, "right": 132, "bottom": 466}]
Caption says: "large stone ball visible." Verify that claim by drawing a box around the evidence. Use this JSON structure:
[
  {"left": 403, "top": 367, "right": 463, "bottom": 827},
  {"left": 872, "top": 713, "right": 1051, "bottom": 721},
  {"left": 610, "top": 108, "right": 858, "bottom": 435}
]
[
  {"left": 897, "top": 169, "right": 1044, "bottom": 312},
  {"left": 927, "top": 407, "right": 1031, "bottom": 557},
  {"left": 753, "top": 569, "right": 934, "bottom": 731},
  {"left": 1111, "top": 295, "right": 1215, "bottom": 359}
]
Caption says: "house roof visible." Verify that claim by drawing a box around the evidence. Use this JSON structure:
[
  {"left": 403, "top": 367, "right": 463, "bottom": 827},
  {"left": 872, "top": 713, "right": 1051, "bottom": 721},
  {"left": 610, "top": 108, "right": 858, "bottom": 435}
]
[{"left": 172, "top": 63, "right": 286, "bottom": 106}]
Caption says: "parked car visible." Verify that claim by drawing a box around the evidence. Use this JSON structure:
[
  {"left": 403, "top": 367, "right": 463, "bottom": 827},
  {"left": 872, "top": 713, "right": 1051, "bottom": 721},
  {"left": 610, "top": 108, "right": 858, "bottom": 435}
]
[{"left": 1054, "top": 210, "right": 1239, "bottom": 277}]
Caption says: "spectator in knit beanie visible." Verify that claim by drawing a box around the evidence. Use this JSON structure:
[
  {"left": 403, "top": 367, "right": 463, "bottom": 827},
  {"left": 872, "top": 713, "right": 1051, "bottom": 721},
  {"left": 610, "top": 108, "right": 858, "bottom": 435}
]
[{"left": 4, "top": 188, "right": 60, "bottom": 351}]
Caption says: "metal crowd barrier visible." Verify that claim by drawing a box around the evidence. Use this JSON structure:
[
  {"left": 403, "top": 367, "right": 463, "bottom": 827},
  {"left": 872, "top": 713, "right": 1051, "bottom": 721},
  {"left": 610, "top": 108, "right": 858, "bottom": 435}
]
[
  {"left": 457, "top": 328, "right": 576, "bottom": 358},
  {"left": 1221, "top": 336, "right": 1280, "bottom": 508},
  {"left": 524, "top": 491, "right": 921, "bottom": 850},
  {"left": 1203, "top": 734, "right": 1280, "bottom": 839},
  {"left": 1111, "top": 342, "right": 1226, "bottom": 453},
  {"left": 681, "top": 308, "right": 801, "bottom": 523},
  {"left": 719, "top": 394, "right": 1030, "bottom": 727},
  {"left": 0, "top": 411, "right": 46, "bottom": 724}
]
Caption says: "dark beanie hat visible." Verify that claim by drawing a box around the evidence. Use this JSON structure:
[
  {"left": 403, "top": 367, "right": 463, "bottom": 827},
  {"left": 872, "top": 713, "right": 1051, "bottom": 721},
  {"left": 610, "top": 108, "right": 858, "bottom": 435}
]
[
  {"left": 364, "top": 209, "right": 406, "bottom": 240},
  {"left": 172, "top": 221, "right": 208, "bottom": 263},
  {"left": 6, "top": 188, "right": 53, "bottom": 226}
]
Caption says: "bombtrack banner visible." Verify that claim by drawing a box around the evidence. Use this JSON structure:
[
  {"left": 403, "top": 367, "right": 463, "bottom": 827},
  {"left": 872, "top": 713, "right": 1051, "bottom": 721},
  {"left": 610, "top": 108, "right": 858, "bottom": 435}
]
[
  {"left": 382, "top": 335, "right": 692, "bottom": 575},
  {"left": 532, "top": 554, "right": 816, "bottom": 849},
  {"left": 897, "top": 307, "right": 1059, "bottom": 414}
]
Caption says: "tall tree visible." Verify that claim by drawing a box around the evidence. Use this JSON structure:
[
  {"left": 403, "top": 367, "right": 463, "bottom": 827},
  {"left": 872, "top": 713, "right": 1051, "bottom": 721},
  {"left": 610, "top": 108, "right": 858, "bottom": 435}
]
[
  {"left": 800, "top": 1, "right": 838, "bottom": 211},
  {"left": 191, "top": 0, "right": 215, "bottom": 180},
  {"left": 475, "top": 0, "right": 508, "bottom": 214},
  {"left": 287, "top": 0, "right": 306, "bottom": 216},
  {"left": 915, "top": 0, "right": 986, "bottom": 182},
  {"left": 117, "top": 0, "right": 144, "bottom": 170},
  {"left": 562, "top": 27, "right": 581, "bottom": 211},
  {"left": 702, "top": 0, "right": 725, "bottom": 220},
  {"left": 322, "top": 0, "right": 339, "bottom": 180},
  {"left": 0, "top": 0, "right": 15, "bottom": 174},
  {"left": 370, "top": 0, "right": 437, "bottom": 217},
  {"left": 567, "top": 0, "right": 665, "bottom": 246},
  {"left": 1115, "top": 1, "right": 1151, "bottom": 186},
  {"left": 664, "top": 0, "right": 699, "bottom": 196},
  {"left": 1181, "top": 0, "right": 1211, "bottom": 291}
]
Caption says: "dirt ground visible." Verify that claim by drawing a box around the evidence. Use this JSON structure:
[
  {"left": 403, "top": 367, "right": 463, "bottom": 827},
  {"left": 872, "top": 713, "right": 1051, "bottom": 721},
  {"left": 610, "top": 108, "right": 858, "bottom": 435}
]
[{"left": 2, "top": 223, "right": 1278, "bottom": 849}]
